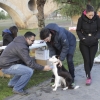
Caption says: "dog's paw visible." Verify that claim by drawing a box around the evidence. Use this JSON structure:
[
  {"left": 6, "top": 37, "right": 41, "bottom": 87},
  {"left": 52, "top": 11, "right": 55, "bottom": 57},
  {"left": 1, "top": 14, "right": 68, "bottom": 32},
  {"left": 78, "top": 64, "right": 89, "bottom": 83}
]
[
  {"left": 53, "top": 88, "right": 57, "bottom": 91},
  {"left": 52, "top": 84, "right": 55, "bottom": 87},
  {"left": 63, "top": 87, "right": 68, "bottom": 90},
  {"left": 74, "top": 85, "right": 80, "bottom": 89}
]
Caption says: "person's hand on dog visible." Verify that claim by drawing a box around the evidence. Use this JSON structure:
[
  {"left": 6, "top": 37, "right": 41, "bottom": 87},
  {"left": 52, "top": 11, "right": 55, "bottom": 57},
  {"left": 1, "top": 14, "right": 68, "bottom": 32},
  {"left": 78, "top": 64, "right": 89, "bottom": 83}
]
[
  {"left": 57, "top": 59, "right": 62, "bottom": 67},
  {"left": 43, "top": 65, "right": 52, "bottom": 71}
]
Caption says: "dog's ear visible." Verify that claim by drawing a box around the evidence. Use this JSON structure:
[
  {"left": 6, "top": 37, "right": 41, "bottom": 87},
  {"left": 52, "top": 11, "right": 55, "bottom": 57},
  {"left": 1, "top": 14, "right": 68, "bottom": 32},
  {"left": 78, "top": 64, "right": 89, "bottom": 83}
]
[{"left": 55, "top": 55, "right": 59, "bottom": 59}]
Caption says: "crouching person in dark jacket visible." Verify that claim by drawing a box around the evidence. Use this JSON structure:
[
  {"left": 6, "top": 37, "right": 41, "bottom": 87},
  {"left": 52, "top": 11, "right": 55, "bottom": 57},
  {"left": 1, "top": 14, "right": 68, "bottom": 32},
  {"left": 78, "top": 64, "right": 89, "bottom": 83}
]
[
  {"left": 40, "top": 23, "right": 76, "bottom": 84},
  {"left": 0, "top": 31, "right": 51, "bottom": 95}
]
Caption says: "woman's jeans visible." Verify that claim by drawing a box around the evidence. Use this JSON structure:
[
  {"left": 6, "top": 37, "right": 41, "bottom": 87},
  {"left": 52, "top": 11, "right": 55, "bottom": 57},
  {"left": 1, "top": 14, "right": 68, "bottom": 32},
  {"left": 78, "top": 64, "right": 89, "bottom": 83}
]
[{"left": 2, "top": 64, "right": 33, "bottom": 92}]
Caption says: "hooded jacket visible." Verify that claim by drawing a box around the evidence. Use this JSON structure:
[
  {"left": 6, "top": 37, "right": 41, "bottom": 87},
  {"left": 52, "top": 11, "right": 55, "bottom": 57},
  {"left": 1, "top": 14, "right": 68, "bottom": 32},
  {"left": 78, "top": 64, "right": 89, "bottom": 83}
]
[
  {"left": 76, "top": 11, "right": 100, "bottom": 46},
  {"left": 0, "top": 36, "right": 44, "bottom": 70},
  {"left": 45, "top": 23, "right": 76, "bottom": 61},
  {"left": 2, "top": 29, "right": 14, "bottom": 46}
]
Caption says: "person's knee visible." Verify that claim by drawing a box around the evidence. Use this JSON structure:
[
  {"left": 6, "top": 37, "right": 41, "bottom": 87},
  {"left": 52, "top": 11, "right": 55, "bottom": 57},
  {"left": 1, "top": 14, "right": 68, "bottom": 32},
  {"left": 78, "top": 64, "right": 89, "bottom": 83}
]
[
  {"left": 67, "top": 59, "right": 72, "bottom": 63},
  {"left": 30, "top": 69, "right": 33, "bottom": 76},
  {"left": 27, "top": 68, "right": 33, "bottom": 77},
  {"left": 67, "top": 60, "right": 74, "bottom": 70},
  {"left": 84, "top": 59, "right": 90, "bottom": 64},
  {"left": 67, "top": 54, "right": 73, "bottom": 61},
  {"left": 67, "top": 59, "right": 73, "bottom": 66}
]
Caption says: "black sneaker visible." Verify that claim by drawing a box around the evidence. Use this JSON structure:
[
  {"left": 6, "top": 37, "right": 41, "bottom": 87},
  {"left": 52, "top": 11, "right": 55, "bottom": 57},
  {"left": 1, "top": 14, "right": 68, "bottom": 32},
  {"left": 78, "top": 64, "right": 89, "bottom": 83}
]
[
  {"left": 71, "top": 78, "right": 75, "bottom": 88},
  {"left": 13, "top": 90, "right": 29, "bottom": 95},
  {"left": 8, "top": 85, "right": 14, "bottom": 88}
]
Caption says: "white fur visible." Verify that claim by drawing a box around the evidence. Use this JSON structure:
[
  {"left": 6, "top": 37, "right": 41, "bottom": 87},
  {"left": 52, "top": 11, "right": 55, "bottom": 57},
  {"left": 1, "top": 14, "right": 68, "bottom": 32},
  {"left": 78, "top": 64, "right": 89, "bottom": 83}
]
[
  {"left": 49, "top": 56, "right": 68, "bottom": 91},
  {"left": 49, "top": 56, "right": 80, "bottom": 91},
  {"left": 74, "top": 86, "right": 80, "bottom": 89}
]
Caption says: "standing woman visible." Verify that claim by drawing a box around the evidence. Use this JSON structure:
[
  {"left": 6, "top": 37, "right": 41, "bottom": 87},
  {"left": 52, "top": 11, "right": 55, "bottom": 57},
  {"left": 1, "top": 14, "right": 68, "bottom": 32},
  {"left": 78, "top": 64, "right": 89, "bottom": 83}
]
[{"left": 76, "top": 4, "right": 100, "bottom": 85}]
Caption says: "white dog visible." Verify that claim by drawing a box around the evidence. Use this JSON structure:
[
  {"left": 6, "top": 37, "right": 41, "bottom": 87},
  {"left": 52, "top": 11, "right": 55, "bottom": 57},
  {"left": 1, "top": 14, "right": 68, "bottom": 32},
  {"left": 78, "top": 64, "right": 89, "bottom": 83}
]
[{"left": 49, "top": 55, "right": 79, "bottom": 91}]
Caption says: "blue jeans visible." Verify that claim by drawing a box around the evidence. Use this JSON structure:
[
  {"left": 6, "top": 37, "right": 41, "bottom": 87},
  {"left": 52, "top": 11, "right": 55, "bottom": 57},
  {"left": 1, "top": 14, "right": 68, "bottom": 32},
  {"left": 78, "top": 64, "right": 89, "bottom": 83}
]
[{"left": 2, "top": 64, "right": 33, "bottom": 92}]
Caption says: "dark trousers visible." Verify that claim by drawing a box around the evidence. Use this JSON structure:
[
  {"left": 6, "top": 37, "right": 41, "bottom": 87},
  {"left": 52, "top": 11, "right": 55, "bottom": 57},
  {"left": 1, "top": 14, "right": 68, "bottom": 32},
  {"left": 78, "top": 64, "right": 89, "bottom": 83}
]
[
  {"left": 66, "top": 54, "right": 75, "bottom": 79},
  {"left": 79, "top": 43, "right": 98, "bottom": 78}
]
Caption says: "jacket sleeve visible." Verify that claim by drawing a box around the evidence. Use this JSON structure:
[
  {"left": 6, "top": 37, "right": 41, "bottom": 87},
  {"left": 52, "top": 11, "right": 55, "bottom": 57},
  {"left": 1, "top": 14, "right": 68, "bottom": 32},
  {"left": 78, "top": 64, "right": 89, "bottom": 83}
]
[
  {"left": 59, "top": 32, "right": 69, "bottom": 61},
  {"left": 46, "top": 42, "right": 56, "bottom": 57},
  {"left": 17, "top": 47, "right": 44, "bottom": 70},
  {"left": 76, "top": 17, "right": 85, "bottom": 40},
  {"left": 95, "top": 16, "right": 100, "bottom": 39}
]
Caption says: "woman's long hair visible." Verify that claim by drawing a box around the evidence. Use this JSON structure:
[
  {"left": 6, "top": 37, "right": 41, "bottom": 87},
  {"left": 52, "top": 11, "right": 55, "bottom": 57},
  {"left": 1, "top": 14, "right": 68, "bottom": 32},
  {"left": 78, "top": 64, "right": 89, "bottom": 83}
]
[{"left": 9, "top": 26, "right": 18, "bottom": 38}]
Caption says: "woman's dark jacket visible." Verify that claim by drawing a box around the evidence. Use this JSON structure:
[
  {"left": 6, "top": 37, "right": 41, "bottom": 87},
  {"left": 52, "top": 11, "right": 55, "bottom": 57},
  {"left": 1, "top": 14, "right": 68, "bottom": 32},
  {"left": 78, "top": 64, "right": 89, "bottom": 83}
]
[
  {"left": 76, "top": 12, "right": 100, "bottom": 46},
  {"left": 2, "top": 29, "right": 14, "bottom": 46},
  {"left": 45, "top": 23, "right": 76, "bottom": 61}
]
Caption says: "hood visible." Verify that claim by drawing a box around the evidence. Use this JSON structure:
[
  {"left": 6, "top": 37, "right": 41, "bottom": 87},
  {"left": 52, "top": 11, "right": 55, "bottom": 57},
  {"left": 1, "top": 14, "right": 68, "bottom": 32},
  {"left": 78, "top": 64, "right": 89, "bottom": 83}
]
[
  {"left": 82, "top": 11, "right": 97, "bottom": 23},
  {"left": 45, "top": 23, "right": 60, "bottom": 32},
  {"left": 3, "top": 29, "right": 11, "bottom": 34},
  {"left": 13, "top": 36, "right": 28, "bottom": 45},
  {"left": 2, "top": 29, "right": 12, "bottom": 36}
]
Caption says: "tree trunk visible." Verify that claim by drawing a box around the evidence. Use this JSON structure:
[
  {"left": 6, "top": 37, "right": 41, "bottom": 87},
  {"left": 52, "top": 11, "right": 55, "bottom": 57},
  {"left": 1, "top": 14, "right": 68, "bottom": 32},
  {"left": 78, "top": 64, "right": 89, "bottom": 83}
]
[
  {"left": 88, "top": 0, "right": 91, "bottom": 4},
  {"left": 36, "top": 0, "right": 46, "bottom": 32}
]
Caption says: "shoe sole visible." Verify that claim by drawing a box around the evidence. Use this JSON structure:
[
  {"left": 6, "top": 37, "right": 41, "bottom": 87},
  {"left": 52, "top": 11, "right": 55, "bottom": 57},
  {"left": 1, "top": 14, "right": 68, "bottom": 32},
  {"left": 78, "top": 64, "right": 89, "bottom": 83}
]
[
  {"left": 13, "top": 91, "right": 29, "bottom": 96},
  {"left": 86, "top": 83, "right": 91, "bottom": 86},
  {"left": 8, "top": 86, "right": 14, "bottom": 88}
]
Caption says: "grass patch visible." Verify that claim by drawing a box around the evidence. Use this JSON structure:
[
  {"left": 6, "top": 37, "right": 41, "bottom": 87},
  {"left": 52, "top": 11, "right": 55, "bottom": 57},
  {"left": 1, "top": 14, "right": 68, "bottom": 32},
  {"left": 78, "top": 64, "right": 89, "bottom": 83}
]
[
  {"left": 0, "top": 71, "right": 52, "bottom": 100},
  {"left": 0, "top": 19, "right": 100, "bottom": 100},
  {"left": 0, "top": 42, "right": 83, "bottom": 100}
]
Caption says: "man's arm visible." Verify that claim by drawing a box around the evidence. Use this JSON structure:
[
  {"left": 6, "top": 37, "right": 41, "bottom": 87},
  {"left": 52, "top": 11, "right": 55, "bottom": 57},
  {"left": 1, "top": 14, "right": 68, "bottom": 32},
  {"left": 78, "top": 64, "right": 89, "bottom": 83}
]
[
  {"left": 94, "top": 16, "right": 100, "bottom": 39},
  {"left": 17, "top": 47, "right": 45, "bottom": 70},
  {"left": 76, "top": 17, "right": 85, "bottom": 40}
]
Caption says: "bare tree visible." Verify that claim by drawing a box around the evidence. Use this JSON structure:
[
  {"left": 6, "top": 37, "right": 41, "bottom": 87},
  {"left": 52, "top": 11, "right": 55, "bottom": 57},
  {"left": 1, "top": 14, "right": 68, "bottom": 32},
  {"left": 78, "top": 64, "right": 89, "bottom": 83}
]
[{"left": 36, "top": 0, "right": 46, "bottom": 31}]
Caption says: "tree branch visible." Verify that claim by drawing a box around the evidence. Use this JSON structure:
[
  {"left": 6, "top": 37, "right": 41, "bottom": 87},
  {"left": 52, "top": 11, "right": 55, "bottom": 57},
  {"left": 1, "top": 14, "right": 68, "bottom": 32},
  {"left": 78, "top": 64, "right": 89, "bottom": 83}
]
[{"left": 61, "top": 1, "right": 84, "bottom": 10}]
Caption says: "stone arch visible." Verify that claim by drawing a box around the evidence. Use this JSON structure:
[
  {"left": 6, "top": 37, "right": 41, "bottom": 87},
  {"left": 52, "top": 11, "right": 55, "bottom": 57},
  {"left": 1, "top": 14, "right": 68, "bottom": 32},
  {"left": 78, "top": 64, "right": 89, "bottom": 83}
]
[
  {"left": 0, "top": 1, "right": 26, "bottom": 29},
  {"left": 0, "top": 0, "right": 59, "bottom": 29}
]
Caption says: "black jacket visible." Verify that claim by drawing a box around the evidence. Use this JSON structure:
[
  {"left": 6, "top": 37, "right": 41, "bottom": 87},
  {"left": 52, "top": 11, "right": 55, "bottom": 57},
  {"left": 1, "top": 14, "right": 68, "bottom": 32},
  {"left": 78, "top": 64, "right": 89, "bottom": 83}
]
[
  {"left": 76, "top": 12, "right": 100, "bottom": 46},
  {"left": 2, "top": 29, "right": 14, "bottom": 46},
  {"left": 0, "top": 36, "right": 44, "bottom": 70}
]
